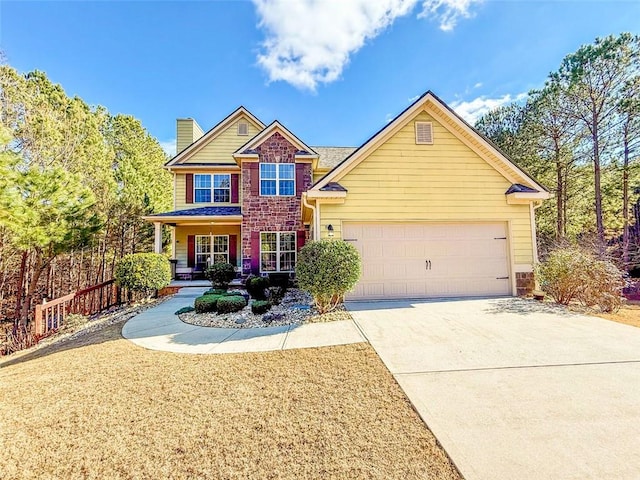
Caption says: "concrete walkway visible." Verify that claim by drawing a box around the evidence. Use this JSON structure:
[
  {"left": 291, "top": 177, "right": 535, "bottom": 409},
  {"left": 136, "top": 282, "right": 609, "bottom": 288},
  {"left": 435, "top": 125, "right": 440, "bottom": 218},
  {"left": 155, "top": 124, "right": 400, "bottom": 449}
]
[
  {"left": 348, "top": 298, "right": 640, "bottom": 480},
  {"left": 122, "top": 287, "right": 366, "bottom": 354}
]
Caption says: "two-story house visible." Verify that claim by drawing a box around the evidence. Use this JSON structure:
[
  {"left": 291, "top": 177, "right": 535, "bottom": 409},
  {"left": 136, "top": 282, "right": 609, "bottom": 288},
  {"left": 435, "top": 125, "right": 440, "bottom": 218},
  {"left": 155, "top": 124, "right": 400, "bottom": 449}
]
[{"left": 145, "top": 91, "right": 549, "bottom": 300}]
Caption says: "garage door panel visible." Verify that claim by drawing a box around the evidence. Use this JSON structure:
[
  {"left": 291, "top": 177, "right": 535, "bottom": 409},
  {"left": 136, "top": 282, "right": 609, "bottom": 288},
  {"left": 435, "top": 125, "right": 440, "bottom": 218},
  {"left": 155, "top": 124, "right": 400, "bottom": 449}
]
[{"left": 344, "top": 222, "right": 511, "bottom": 300}]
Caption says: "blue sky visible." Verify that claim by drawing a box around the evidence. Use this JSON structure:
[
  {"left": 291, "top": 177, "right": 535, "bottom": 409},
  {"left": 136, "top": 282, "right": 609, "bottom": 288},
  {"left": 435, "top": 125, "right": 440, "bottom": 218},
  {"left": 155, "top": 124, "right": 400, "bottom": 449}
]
[{"left": 1, "top": 1, "right": 638, "bottom": 155}]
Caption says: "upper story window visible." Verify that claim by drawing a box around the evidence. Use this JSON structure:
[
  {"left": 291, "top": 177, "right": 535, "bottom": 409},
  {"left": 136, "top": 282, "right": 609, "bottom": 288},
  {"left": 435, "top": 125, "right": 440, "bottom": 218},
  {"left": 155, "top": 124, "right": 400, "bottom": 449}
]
[
  {"left": 238, "top": 121, "right": 249, "bottom": 136},
  {"left": 260, "top": 163, "right": 295, "bottom": 196},
  {"left": 194, "top": 174, "right": 230, "bottom": 203}
]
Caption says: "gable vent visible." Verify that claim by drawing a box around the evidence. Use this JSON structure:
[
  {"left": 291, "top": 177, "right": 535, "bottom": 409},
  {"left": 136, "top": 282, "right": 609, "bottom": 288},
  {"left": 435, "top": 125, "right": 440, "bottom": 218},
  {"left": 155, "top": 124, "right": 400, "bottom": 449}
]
[
  {"left": 238, "top": 121, "right": 249, "bottom": 136},
  {"left": 415, "top": 121, "right": 433, "bottom": 144}
]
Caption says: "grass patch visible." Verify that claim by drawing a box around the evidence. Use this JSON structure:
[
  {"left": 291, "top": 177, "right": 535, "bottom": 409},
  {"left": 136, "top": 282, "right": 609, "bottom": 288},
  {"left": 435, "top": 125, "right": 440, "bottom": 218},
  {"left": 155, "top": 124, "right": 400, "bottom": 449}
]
[
  {"left": 0, "top": 321, "right": 461, "bottom": 480},
  {"left": 594, "top": 302, "right": 640, "bottom": 328}
]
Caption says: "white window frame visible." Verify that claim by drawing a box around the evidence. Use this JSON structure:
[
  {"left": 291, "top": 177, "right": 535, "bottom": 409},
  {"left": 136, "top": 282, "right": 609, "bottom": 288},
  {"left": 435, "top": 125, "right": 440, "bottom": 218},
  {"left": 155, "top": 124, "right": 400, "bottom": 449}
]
[
  {"left": 259, "top": 163, "right": 295, "bottom": 197},
  {"left": 193, "top": 174, "right": 231, "bottom": 203},
  {"left": 194, "top": 174, "right": 212, "bottom": 203},
  {"left": 238, "top": 121, "right": 249, "bottom": 136},
  {"left": 260, "top": 231, "right": 296, "bottom": 273},
  {"left": 195, "top": 235, "right": 229, "bottom": 267}
]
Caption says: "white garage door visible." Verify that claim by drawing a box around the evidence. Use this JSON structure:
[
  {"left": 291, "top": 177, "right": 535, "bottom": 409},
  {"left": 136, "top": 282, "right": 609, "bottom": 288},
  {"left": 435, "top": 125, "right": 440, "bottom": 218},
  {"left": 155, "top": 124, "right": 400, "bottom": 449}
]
[{"left": 343, "top": 223, "right": 511, "bottom": 299}]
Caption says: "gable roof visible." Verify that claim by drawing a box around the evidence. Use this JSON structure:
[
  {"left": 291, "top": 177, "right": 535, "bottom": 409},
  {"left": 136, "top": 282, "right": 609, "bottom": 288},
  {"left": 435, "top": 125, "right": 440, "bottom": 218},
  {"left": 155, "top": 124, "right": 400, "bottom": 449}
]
[
  {"left": 166, "top": 106, "right": 265, "bottom": 167},
  {"left": 311, "top": 91, "right": 549, "bottom": 195},
  {"left": 233, "top": 120, "right": 318, "bottom": 158}
]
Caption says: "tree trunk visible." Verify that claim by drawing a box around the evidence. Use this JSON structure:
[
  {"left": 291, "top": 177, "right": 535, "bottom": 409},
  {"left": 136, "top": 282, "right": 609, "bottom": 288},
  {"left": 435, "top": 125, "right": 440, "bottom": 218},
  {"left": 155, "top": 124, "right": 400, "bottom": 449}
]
[
  {"left": 592, "top": 120, "right": 605, "bottom": 255},
  {"left": 13, "top": 250, "right": 28, "bottom": 326},
  {"left": 555, "top": 142, "right": 565, "bottom": 240},
  {"left": 623, "top": 127, "right": 630, "bottom": 269},
  {"left": 20, "top": 252, "right": 45, "bottom": 327}
]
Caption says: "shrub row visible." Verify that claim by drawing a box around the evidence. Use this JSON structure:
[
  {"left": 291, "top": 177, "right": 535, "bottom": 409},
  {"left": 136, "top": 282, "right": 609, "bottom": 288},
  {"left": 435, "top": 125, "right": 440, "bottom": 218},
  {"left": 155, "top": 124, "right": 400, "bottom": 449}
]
[{"left": 194, "top": 293, "right": 247, "bottom": 314}]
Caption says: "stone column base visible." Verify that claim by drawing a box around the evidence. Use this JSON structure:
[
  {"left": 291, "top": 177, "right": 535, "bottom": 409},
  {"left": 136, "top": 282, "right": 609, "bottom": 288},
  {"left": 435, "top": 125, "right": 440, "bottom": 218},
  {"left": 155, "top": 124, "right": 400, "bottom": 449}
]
[{"left": 516, "top": 272, "right": 535, "bottom": 296}]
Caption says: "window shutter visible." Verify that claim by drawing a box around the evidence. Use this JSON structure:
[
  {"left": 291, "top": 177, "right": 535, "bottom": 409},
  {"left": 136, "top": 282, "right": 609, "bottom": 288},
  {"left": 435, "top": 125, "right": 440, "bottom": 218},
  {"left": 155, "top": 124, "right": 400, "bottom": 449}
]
[
  {"left": 186, "top": 174, "right": 194, "bottom": 204},
  {"left": 295, "top": 163, "right": 305, "bottom": 198},
  {"left": 231, "top": 174, "right": 239, "bottom": 203},
  {"left": 296, "top": 230, "right": 306, "bottom": 251},
  {"left": 250, "top": 163, "right": 259, "bottom": 195},
  {"left": 250, "top": 231, "right": 260, "bottom": 274},
  {"left": 415, "top": 122, "right": 433, "bottom": 144},
  {"left": 187, "top": 235, "right": 195, "bottom": 267},
  {"left": 229, "top": 235, "right": 237, "bottom": 266}
]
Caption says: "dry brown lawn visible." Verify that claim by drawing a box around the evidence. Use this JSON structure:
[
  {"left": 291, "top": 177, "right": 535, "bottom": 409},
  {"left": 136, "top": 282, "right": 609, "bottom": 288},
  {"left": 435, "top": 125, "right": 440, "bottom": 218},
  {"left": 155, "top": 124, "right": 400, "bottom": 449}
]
[
  {"left": 595, "top": 302, "right": 640, "bottom": 328},
  {"left": 0, "top": 321, "right": 461, "bottom": 480}
]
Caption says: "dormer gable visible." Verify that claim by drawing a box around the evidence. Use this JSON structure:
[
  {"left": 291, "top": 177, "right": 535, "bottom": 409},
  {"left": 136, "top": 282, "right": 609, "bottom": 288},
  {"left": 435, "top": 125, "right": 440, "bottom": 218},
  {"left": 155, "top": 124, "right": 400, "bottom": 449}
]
[
  {"left": 166, "top": 107, "right": 265, "bottom": 168},
  {"left": 232, "top": 121, "right": 319, "bottom": 168}
]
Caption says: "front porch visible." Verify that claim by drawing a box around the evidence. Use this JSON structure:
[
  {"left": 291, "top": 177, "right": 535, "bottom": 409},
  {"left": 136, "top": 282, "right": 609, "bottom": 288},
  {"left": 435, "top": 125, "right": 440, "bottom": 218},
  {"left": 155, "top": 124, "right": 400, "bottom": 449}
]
[{"left": 143, "top": 206, "right": 243, "bottom": 280}]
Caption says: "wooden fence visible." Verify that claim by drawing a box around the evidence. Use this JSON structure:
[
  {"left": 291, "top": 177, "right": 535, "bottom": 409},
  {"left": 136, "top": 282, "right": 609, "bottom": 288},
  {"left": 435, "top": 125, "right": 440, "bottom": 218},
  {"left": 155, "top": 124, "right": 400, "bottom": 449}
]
[{"left": 33, "top": 279, "right": 121, "bottom": 336}]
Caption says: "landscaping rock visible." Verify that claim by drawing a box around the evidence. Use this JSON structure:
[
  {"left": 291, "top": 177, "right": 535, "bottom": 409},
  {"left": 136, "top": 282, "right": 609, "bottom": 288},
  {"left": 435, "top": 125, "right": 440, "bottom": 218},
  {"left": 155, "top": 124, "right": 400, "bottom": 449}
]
[
  {"left": 178, "top": 288, "right": 351, "bottom": 329},
  {"left": 262, "top": 312, "right": 285, "bottom": 324}
]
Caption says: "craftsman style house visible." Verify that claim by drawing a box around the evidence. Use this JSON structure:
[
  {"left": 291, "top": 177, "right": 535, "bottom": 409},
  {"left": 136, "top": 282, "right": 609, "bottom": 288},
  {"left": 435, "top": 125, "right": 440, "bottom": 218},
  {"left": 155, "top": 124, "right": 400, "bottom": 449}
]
[{"left": 145, "top": 91, "right": 548, "bottom": 299}]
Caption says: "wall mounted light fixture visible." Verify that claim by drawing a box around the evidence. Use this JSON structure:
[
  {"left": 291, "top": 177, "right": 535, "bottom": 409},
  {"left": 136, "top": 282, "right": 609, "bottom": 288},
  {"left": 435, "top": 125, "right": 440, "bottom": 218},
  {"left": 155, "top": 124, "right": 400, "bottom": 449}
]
[{"left": 327, "top": 224, "right": 334, "bottom": 237}]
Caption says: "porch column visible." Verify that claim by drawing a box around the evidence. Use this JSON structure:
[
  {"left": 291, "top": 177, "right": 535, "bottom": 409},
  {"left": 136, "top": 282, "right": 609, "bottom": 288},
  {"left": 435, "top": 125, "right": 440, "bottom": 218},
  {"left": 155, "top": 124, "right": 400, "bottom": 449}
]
[
  {"left": 154, "top": 222, "right": 162, "bottom": 254},
  {"left": 170, "top": 226, "right": 176, "bottom": 258}
]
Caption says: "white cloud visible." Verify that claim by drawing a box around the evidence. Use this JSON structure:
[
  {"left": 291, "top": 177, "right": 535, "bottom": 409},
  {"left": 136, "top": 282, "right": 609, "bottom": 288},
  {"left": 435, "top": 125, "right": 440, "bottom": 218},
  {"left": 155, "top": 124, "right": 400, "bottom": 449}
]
[
  {"left": 417, "top": 0, "right": 481, "bottom": 32},
  {"left": 408, "top": 94, "right": 421, "bottom": 103},
  {"left": 450, "top": 92, "right": 527, "bottom": 124},
  {"left": 159, "top": 139, "right": 176, "bottom": 158},
  {"left": 473, "top": 82, "right": 483, "bottom": 89},
  {"left": 253, "top": 0, "right": 482, "bottom": 91}
]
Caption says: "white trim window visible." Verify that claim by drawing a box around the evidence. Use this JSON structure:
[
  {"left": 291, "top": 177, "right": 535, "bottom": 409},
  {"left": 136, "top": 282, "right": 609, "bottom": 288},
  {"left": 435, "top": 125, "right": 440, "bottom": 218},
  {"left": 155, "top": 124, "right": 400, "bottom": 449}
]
[
  {"left": 194, "top": 174, "right": 230, "bottom": 203},
  {"left": 260, "top": 163, "right": 295, "bottom": 196},
  {"left": 260, "top": 232, "right": 296, "bottom": 272},
  {"left": 196, "top": 235, "right": 229, "bottom": 268}
]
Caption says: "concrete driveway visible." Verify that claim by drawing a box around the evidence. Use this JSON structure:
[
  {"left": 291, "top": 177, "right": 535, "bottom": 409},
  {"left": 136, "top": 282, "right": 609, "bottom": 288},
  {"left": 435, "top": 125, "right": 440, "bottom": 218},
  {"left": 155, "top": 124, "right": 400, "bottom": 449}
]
[{"left": 348, "top": 297, "right": 640, "bottom": 480}]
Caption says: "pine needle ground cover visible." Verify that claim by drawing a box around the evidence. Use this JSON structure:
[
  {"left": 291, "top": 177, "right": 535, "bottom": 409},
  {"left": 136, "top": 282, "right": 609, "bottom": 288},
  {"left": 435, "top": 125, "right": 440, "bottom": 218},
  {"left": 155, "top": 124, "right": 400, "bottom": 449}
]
[{"left": 0, "top": 323, "right": 460, "bottom": 480}]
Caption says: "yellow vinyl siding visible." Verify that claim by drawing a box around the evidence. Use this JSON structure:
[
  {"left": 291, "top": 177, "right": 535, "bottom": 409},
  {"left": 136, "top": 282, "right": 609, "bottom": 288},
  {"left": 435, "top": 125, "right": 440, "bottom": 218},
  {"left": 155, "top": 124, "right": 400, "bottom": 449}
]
[
  {"left": 174, "top": 172, "right": 241, "bottom": 210},
  {"left": 319, "top": 111, "right": 534, "bottom": 266},
  {"left": 174, "top": 225, "right": 241, "bottom": 269},
  {"left": 185, "top": 117, "right": 261, "bottom": 164}
]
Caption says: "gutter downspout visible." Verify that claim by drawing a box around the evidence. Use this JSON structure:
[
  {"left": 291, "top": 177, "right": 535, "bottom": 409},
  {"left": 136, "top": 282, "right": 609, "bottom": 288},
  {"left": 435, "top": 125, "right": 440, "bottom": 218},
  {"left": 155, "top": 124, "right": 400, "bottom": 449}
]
[{"left": 302, "top": 193, "right": 319, "bottom": 240}]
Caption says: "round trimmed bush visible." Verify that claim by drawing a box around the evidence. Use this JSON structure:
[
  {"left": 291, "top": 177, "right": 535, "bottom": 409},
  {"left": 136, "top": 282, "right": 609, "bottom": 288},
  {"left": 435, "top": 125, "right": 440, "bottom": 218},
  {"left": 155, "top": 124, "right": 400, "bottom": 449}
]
[
  {"left": 246, "top": 276, "right": 270, "bottom": 300},
  {"left": 251, "top": 300, "right": 272, "bottom": 315},
  {"left": 194, "top": 295, "right": 221, "bottom": 313},
  {"left": 115, "top": 253, "right": 171, "bottom": 298},
  {"left": 205, "top": 263, "right": 236, "bottom": 289},
  {"left": 296, "top": 240, "right": 361, "bottom": 314},
  {"left": 217, "top": 295, "right": 247, "bottom": 314}
]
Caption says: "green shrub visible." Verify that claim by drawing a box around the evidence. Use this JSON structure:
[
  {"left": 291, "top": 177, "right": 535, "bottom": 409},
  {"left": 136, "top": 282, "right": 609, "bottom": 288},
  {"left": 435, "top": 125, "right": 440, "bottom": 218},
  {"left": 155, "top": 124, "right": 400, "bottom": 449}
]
[
  {"left": 246, "top": 276, "right": 270, "bottom": 300},
  {"left": 194, "top": 295, "right": 222, "bottom": 314},
  {"left": 536, "top": 246, "right": 624, "bottom": 312},
  {"left": 296, "top": 240, "right": 361, "bottom": 314},
  {"left": 268, "top": 273, "right": 290, "bottom": 290},
  {"left": 175, "top": 306, "right": 195, "bottom": 315},
  {"left": 205, "top": 263, "right": 236, "bottom": 289},
  {"left": 251, "top": 300, "right": 272, "bottom": 314},
  {"left": 115, "top": 253, "right": 171, "bottom": 297},
  {"left": 216, "top": 295, "right": 247, "bottom": 314},
  {"left": 266, "top": 286, "right": 285, "bottom": 305},
  {"left": 204, "top": 288, "right": 228, "bottom": 296}
]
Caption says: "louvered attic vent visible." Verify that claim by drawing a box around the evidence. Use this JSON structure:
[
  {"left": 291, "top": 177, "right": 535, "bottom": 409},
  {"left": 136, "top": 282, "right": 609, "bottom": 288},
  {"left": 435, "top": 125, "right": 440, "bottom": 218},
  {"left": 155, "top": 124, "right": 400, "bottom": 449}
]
[
  {"left": 238, "top": 122, "right": 249, "bottom": 136},
  {"left": 415, "top": 121, "right": 433, "bottom": 144}
]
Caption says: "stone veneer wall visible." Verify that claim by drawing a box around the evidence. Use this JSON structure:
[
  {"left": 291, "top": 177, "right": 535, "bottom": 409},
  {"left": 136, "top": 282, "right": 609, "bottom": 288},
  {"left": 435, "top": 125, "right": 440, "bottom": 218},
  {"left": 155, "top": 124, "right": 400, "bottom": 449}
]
[
  {"left": 241, "top": 132, "right": 312, "bottom": 273},
  {"left": 515, "top": 271, "right": 535, "bottom": 296}
]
